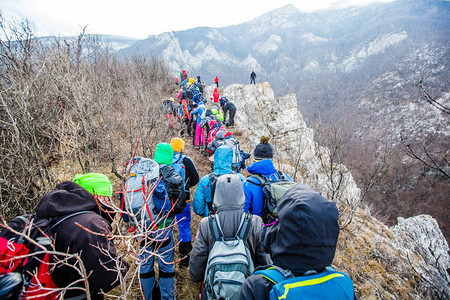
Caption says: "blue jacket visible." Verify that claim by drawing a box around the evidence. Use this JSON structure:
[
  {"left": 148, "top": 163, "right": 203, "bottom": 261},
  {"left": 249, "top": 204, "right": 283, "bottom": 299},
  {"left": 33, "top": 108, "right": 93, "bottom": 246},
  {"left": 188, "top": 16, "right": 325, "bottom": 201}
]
[
  {"left": 193, "top": 147, "right": 245, "bottom": 217},
  {"left": 243, "top": 159, "right": 292, "bottom": 217},
  {"left": 192, "top": 103, "right": 206, "bottom": 124}
]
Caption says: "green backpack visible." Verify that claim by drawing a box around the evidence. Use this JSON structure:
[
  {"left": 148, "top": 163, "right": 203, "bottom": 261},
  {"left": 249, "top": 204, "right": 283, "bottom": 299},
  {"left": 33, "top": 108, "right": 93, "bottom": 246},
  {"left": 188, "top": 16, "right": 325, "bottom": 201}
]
[{"left": 249, "top": 171, "right": 297, "bottom": 223}]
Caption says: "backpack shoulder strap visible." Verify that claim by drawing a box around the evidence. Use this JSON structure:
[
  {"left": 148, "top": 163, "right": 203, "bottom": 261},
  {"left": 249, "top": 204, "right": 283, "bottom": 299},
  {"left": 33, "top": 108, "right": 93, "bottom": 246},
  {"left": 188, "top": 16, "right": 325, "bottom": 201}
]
[
  {"left": 208, "top": 213, "right": 223, "bottom": 241},
  {"left": 247, "top": 173, "right": 267, "bottom": 186},
  {"left": 236, "top": 212, "right": 252, "bottom": 241},
  {"left": 50, "top": 211, "right": 96, "bottom": 230},
  {"left": 254, "top": 266, "right": 294, "bottom": 284},
  {"left": 208, "top": 173, "right": 218, "bottom": 211},
  {"left": 276, "top": 170, "right": 287, "bottom": 180}
]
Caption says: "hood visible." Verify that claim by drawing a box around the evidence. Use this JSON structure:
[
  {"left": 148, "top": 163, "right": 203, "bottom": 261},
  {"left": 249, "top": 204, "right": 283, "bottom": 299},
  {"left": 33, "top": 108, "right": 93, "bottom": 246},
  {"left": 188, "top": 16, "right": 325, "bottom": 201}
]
[
  {"left": 213, "top": 146, "right": 233, "bottom": 175},
  {"left": 264, "top": 184, "right": 339, "bottom": 275},
  {"left": 247, "top": 159, "right": 277, "bottom": 176},
  {"left": 154, "top": 143, "right": 174, "bottom": 165},
  {"left": 36, "top": 181, "right": 98, "bottom": 218},
  {"left": 215, "top": 130, "right": 226, "bottom": 140},
  {"left": 214, "top": 174, "right": 245, "bottom": 211}
]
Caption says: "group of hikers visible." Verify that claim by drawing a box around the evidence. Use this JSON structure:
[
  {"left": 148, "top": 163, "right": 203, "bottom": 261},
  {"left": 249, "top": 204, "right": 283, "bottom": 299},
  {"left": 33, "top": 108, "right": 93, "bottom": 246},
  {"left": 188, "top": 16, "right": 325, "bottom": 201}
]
[
  {"left": 0, "top": 71, "right": 355, "bottom": 300},
  {"left": 163, "top": 71, "right": 238, "bottom": 151}
]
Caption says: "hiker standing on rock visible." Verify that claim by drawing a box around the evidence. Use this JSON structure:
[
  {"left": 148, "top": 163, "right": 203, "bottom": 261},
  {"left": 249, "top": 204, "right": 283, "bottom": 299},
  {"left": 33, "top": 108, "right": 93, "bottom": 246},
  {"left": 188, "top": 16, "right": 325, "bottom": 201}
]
[
  {"left": 214, "top": 76, "right": 219, "bottom": 88},
  {"left": 250, "top": 71, "right": 256, "bottom": 84}
]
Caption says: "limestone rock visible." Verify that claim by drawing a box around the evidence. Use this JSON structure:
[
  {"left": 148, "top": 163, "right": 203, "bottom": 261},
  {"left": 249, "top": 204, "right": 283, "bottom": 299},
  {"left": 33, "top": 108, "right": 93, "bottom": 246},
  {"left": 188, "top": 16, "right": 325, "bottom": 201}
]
[{"left": 391, "top": 215, "right": 450, "bottom": 298}]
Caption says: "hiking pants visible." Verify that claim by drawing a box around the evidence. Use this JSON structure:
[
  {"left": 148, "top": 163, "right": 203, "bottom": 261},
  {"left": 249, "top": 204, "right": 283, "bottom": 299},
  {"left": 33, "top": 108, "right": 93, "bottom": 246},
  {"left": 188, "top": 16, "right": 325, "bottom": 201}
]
[
  {"left": 175, "top": 202, "right": 191, "bottom": 243},
  {"left": 228, "top": 109, "right": 236, "bottom": 126},
  {"left": 251, "top": 78, "right": 256, "bottom": 84},
  {"left": 139, "top": 228, "right": 175, "bottom": 300},
  {"left": 195, "top": 123, "right": 205, "bottom": 146},
  {"left": 184, "top": 118, "right": 191, "bottom": 136}
]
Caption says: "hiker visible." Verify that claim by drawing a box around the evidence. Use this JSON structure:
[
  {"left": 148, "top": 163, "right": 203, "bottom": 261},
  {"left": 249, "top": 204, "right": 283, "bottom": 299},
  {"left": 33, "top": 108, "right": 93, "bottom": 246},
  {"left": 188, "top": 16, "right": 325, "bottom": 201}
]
[
  {"left": 162, "top": 98, "right": 176, "bottom": 128},
  {"left": 193, "top": 90, "right": 201, "bottom": 104},
  {"left": 193, "top": 146, "right": 245, "bottom": 217},
  {"left": 250, "top": 71, "right": 256, "bottom": 84},
  {"left": 243, "top": 136, "right": 293, "bottom": 220},
  {"left": 197, "top": 75, "right": 201, "bottom": 84},
  {"left": 239, "top": 184, "right": 354, "bottom": 300},
  {"left": 211, "top": 105, "right": 224, "bottom": 122},
  {"left": 190, "top": 174, "right": 268, "bottom": 299},
  {"left": 179, "top": 99, "right": 191, "bottom": 137},
  {"left": 222, "top": 98, "right": 237, "bottom": 127},
  {"left": 192, "top": 101, "right": 206, "bottom": 147},
  {"left": 136, "top": 143, "right": 184, "bottom": 300},
  {"left": 35, "top": 173, "right": 126, "bottom": 299},
  {"left": 214, "top": 76, "right": 219, "bottom": 88},
  {"left": 206, "top": 128, "right": 228, "bottom": 155},
  {"left": 170, "top": 138, "right": 200, "bottom": 268},
  {"left": 180, "top": 69, "right": 187, "bottom": 82},
  {"left": 212, "top": 87, "right": 220, "bottom": 104}
]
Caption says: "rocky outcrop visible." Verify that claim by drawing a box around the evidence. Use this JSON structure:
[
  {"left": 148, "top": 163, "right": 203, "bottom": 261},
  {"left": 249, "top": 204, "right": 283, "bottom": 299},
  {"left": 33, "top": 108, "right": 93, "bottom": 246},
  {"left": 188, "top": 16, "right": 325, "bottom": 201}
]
[
  {"left": 205, "top": 83, "right": 450, "bottom": 299},
  {"left": 391, "top": 215, "right": 450, "bottom": 298},
  {"left": 207, "top": 83, "right": 361, "bottom": 209}
]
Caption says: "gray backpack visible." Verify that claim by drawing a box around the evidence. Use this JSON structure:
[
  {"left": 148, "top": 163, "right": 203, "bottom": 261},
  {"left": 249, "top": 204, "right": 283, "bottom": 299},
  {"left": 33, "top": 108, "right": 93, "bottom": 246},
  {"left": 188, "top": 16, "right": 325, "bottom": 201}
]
[
  {"left": 203, "top": 212, "right": 254, "bottom": 300},
  {"left": 123, "top": 157, "right": 160, "bottom": 229}
]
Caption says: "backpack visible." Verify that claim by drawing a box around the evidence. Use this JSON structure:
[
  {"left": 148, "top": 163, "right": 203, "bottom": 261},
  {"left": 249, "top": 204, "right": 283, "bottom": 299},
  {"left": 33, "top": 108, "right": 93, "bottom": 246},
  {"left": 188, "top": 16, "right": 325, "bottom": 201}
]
[
  {"left": 222, "top": 137, "right": 248, "bottom": 172},
  {"left": 162, "top": 100, "right": 175, "bottom": 115},
  {"left": 253, "top": 266, "right": 354, "bottom": 300},
  {"left": 176, "top": 104, "right": 184, "bottom": 119},
  {"left": 248, "top": 172, "right": 297, "bottom": 223},
  {"left": 0, "top": 212, "right": 92, "bottom": 299},
  {"left": 123, "top": 157, "right": 173, "bottom": 230},
  {"left": 203, "top": 212, "right": 254, "bottom": 300},
  {"left": 171, "top": 154, "right": 188, "bottom": 213}
]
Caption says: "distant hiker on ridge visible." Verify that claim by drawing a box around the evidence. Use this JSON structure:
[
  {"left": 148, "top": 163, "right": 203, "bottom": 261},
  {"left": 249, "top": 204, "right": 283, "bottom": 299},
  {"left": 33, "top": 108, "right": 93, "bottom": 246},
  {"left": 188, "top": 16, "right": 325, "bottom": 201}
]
[
  {"left": 250, "top": 71, "right": 256, "bottom": 84},
  {"left": 214, "top": 76, "right": 219, "bottom": 88}
]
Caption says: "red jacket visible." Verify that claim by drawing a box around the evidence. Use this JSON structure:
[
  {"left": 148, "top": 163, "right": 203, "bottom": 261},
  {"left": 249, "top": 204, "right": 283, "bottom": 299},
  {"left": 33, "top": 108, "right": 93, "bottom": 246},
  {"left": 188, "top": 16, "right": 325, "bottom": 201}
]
[
  {"left": 213, "top": 88, "right": 220, "bottom": 103},
  {"left": 215, "top": 76, "right": 219, "bottom": 83}
]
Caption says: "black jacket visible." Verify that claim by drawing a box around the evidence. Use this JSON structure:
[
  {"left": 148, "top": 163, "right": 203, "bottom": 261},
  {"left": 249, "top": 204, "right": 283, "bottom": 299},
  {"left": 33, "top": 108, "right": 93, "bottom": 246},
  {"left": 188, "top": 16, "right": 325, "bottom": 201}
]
[
  {"left": 36, "top": 182, "right": 125, "bottom": 299},
  {"left": 223, "top": 101, "right": 236, "bottom": 113},
  {"left": 182, "top": 155, "right": 200, "bottom": 195},
  {"left": 240, "top": 184, "right": 340, "bottom": 300}
]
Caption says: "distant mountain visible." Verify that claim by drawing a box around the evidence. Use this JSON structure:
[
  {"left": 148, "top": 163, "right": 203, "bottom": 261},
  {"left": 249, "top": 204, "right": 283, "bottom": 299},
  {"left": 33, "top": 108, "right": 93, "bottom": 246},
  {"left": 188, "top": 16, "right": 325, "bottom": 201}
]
[{"left": 117, "top": 0, "right": 449, "bottom": 144}]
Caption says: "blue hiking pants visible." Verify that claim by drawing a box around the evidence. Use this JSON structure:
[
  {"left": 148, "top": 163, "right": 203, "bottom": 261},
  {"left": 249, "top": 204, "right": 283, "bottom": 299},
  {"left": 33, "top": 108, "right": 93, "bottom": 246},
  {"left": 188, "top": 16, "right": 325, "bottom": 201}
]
[
  {"left": 139, "top": 228, "right": 175, "bottom": 300},
  {"left": 175, "top": 202, "right": 191, "bottom": 242}
]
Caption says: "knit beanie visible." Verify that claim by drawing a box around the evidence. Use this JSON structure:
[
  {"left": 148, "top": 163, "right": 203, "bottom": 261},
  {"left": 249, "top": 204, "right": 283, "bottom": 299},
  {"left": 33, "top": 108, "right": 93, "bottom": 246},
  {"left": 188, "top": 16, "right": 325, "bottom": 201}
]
[
  {"left": 170, "top": 137, "right": 185, "bottom": 153},
  {"left": 154, "top": 142, "right": 174, "bottom": 165},
  {"left": 253, "top": 135, "right": 274, "bottom": 160},
  {"left": 73, "top": 173, "right": 113, "bottom": 197}
]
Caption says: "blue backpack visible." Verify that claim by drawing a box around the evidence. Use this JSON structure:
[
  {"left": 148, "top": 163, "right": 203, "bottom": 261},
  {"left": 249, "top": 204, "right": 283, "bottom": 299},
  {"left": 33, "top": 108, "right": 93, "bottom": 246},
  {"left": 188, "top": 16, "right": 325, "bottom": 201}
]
[
  {"left": 172, "top": 154, "right": 186, "bottom": 189},
  {"left": 254, "top": 266, "right": 354, "bottom": 300}
]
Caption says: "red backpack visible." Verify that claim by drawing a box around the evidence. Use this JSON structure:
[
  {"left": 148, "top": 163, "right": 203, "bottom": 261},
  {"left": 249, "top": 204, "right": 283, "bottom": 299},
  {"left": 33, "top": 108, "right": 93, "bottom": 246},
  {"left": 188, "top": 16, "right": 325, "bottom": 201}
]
[{"left": 0, "top": 213, "right": 86, "bottom": 299}]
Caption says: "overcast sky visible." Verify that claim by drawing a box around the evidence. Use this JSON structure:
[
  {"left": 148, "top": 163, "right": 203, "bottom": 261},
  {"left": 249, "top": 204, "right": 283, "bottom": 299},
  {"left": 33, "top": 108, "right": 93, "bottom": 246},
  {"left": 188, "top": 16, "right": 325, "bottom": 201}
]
[{"left": 1, "top": 0, "right": 394, "bottom": 39}]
